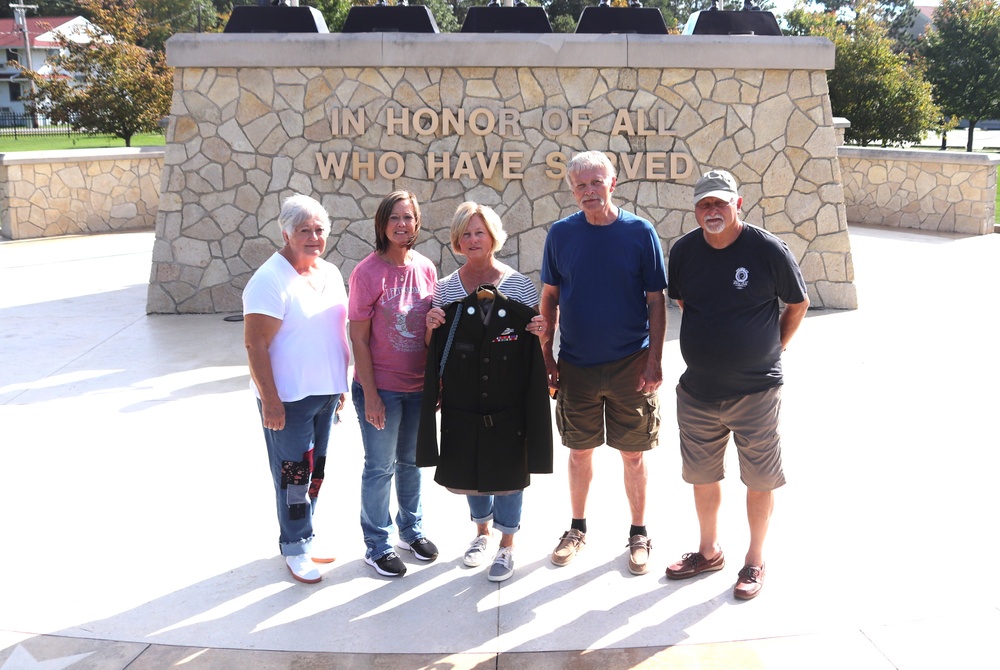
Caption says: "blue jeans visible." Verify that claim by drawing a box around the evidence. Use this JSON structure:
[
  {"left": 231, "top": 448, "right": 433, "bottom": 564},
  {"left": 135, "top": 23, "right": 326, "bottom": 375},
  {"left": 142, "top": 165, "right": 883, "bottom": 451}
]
[
  {"left": 467, "top": 491, "right": 523, "bottom": 535},
  {"left": 257, "top": 394, "right": 337, "bottom": 557},
  {"left": 352, "top": 381, "right": 425, "bottom": 561}
]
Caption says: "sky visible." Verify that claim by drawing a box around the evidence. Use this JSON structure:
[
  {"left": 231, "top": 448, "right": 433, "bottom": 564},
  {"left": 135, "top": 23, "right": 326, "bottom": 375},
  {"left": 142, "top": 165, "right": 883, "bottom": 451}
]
[
  {"left": 760, "top": 0, "right": 939, "bottom": 19},
  {"left": 770, "top": 0, "right": 801, "bottom": 15}
]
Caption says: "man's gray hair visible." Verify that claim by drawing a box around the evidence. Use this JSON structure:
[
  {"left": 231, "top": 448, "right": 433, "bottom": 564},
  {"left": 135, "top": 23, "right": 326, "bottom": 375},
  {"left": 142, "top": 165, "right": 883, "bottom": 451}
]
[
  {"left": 565, "top": 150, "right": 616, "bottom": 186},
  {"left": 278, "top": 193, "right": 331, "bottom": 237}
]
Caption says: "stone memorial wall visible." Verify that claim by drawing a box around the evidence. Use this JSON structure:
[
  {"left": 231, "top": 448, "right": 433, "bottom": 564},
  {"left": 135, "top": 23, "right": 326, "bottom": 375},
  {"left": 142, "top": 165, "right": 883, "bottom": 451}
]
[
  {"left": 0, "top": 148, "right": 163, "bottom": 240},
  {"left": 840, "top": 146, "right": 1000, "bottom": 235},
  {"left": 148, "top": 33, "right": 858, "bottom": 313}
]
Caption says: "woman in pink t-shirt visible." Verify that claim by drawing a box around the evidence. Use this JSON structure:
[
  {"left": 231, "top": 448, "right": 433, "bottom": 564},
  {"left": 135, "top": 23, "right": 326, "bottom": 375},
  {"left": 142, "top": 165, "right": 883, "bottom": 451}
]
[{"left": 348, "top": 190, "right": 439, "bottom": 578}]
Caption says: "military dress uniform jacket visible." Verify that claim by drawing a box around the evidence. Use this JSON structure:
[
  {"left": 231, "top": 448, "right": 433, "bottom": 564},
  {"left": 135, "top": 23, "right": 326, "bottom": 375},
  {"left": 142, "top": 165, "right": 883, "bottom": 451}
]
[{"left": 417, "top": 286, "right": 553, "bottom": 493}]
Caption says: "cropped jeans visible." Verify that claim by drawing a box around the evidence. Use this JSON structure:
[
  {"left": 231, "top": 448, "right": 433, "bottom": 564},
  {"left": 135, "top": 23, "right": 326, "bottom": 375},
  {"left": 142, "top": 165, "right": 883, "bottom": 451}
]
[
  {"left": 257, "top": 394, "right": 337, "bottom": 557},
  {"left": 467, "top": 491, "right": 523, "bottom": 536},
  {"left": 352, "top": 381, "right": 426, "bottom": 561}
]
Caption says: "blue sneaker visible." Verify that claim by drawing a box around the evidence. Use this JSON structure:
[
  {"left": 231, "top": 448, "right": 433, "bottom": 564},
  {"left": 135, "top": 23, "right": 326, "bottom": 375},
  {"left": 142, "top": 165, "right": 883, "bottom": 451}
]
[{"left": 487, "top": 547, "right": 514, "bottom": 582}]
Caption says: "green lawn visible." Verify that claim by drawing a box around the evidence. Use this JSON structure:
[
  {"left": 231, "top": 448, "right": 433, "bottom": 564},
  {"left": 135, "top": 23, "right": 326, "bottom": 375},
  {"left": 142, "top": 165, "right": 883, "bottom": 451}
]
[{"left": 0, "top": 132, "right": 166, "bottom": 152}]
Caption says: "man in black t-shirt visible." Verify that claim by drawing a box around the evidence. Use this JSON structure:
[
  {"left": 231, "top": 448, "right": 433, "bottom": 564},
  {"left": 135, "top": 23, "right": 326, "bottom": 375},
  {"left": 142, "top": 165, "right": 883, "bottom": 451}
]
[{"left": 664, "top": 169, "right": 809, "bottom": 600}]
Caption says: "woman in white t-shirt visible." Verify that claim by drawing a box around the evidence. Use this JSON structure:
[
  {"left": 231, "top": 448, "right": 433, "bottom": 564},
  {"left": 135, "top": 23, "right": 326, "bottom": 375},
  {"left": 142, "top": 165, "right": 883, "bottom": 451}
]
[
  {"left": 424, "top": 202, "right": 546, "bottom": 583},
  {"left": 243, "top": 194, "right": 350, "bottom": 585}
]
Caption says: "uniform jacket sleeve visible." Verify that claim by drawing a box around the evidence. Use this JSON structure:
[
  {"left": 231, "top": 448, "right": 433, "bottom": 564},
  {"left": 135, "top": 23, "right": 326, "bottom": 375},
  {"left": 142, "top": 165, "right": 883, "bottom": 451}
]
[{"left": 416, "top": 301, "right": 456, "bottom": 468}]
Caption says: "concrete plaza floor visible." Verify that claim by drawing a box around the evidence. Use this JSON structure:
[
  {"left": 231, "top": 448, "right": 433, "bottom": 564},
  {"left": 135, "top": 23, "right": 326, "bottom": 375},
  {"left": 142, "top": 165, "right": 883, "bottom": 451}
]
[{"left": 1, "top": 224, "right": 998, "bottom": 669}]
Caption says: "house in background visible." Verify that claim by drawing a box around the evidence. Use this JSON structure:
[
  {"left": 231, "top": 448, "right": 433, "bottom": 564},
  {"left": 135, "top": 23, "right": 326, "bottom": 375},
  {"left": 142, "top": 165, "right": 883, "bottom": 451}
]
[
  {"left": 0, "top": 15, "right": 93, "bottom": 116},
  {"left": 908, "top": 4, "right": 936, "bottom": 39}
]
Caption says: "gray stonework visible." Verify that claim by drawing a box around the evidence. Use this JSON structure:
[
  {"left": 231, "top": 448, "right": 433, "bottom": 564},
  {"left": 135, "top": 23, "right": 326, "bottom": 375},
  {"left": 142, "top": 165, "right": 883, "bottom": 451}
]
[
  {"left": 839, "top": 147, "right": 1000, "bottom": 235},
  {"left": 0, "top": 148, "right": 162, "bottom": 240},
  {"left": 148, "top": 33, "right": 857, "bottom": 313},
  {"left": 833, "top": 117, "right": 850, "bottom": 148}
]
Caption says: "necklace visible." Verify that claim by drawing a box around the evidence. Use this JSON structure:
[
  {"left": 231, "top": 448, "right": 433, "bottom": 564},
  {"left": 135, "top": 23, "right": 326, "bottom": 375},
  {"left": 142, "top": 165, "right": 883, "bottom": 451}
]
[
  {"left": 300, "top": 266, "right": 326, "bottom": 292},
  {"left": 305, "top": 273, "right": 326, "bottom": 292},
  {"left": 378, "top": 252, "right": 408, "bottom": 282}
]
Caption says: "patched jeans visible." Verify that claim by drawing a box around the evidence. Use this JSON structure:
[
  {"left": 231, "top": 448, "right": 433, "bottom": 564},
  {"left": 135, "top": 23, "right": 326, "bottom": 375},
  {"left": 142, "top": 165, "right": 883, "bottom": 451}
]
[
  {"left": 467, "top": 491, "right": 523, "bottom": 535},
  {"left": 257, "top": 394, "right": 337, "bottom": 557},
  {"left": 352, "top": 381, "right": 426, "bottom": 561}
]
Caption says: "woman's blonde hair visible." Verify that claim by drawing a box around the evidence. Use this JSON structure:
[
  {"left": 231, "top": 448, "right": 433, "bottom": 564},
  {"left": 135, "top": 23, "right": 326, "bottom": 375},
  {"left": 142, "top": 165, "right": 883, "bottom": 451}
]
[{"left": 450, "top": 201, "right": 507, "bottom": 255}]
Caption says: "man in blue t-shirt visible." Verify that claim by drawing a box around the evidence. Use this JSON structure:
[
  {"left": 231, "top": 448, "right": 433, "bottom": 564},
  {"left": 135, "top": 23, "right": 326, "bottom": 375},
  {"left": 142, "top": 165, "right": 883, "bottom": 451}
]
[
  {"left": 540, "top": 151, "right": 668, "bottom": 577},
  {"left": 664, "top": 169, "right": 809, "bottom": 600}
]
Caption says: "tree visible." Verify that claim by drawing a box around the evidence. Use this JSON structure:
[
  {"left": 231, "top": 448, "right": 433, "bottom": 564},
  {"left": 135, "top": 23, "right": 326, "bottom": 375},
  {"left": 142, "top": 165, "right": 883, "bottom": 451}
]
[
  {"left": 17, "top": 0, "right": 173, "bottom": 147},
  {"left": 544, "top": 0, "right": 683, "bottom": 33},
  {"left": 0, "top": 0, "right": 81, "bottom": 19},
  {"left": 789, "top": 1, "right": 939, "bottom": 146},
  {"left": 921, "top": 0, "right": 1000, "bottom": 151},
  {"left": 138, "top": 0, "right": 222, "bottom": 52},
  {"left": 319, "top": 0, "right": 459, "bottom": 32},
  {"left": 545, "top": 0, "right": 588, "bottom": 32},
  {"left": 783, "top": 2, "right": 839, "bottom": 35},
  {"left": 550, "top": 13, "right": 577, "bottom": 32},
  {"left": 438, "top": 0, "right": 492, "bottom": 30},
  {"left": 422, "top": 0, "right": 461, "bottom": 32},
  {"left": 653, "top": 0, "right": 704, "bottom": 31},
  {"left": 808, "top": 0, "right": 919, "bottom": 48},
  {"left": 311, "top": 0, "right": 353, "bottom": 32}
]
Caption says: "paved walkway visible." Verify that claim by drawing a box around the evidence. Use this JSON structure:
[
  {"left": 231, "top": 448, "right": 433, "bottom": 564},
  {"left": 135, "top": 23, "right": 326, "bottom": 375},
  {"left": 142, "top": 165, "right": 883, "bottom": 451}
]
[{"left": 1, "top": 225, "right": 998, "bottom": 669}]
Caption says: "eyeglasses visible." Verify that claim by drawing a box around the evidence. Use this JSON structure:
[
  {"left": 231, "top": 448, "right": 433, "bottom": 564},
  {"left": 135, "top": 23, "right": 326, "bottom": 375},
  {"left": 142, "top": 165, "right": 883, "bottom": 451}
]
[{"left": 695, "top": 198, "right": 736, "bottom": 213}]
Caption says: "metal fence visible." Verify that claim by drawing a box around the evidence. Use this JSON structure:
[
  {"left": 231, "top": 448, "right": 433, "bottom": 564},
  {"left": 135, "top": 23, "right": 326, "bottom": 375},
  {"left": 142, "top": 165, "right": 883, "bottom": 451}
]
[{"left": 0, "top": 112, "right": 78, "bottom": 138}]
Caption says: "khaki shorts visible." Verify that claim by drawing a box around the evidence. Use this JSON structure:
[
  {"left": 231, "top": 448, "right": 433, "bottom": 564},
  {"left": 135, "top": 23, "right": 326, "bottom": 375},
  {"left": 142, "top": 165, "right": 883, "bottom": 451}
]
[
  {"left": 676, "top": 384, "right": 786, "bottom": 491},
  {"left": 555, "top": 349, "right": 659, "bottom": 452}
]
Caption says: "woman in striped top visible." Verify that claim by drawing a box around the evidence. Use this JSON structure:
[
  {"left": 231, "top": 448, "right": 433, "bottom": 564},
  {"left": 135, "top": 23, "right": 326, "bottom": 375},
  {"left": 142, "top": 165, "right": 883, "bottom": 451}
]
[{"left": 423, "top": 201, "right": 546, "bottom": 582}]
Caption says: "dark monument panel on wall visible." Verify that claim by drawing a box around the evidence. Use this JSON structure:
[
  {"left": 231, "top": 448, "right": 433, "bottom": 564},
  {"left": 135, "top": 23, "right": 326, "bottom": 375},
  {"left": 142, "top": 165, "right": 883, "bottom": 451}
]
[
  {"left": 461, "top": 6, "right": 553, "bottom": 33},
  {"left": 224, "top": 6, "right": 329, "bottom": 32},
  {"left": 686, "top": 10, "right": 781, "bottom": 35},
  {"left": 342, "top": 5, "right": 440, "bottom": 33},
  {"left": 575, "top": 6, "right": 668, "bottom": 35}
]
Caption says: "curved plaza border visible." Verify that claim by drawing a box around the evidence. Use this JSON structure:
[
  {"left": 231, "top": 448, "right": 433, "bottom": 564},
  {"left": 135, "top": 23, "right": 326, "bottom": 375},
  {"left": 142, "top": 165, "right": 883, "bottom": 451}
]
[{"left": 1, "top": 227, "right": 998, "bottom": 668}]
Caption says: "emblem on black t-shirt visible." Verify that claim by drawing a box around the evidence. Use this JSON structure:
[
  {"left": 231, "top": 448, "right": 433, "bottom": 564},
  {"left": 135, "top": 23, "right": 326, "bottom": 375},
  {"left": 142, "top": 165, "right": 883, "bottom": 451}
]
[{"left": 733, "top": 267, "right": 749, "bottom": 290}]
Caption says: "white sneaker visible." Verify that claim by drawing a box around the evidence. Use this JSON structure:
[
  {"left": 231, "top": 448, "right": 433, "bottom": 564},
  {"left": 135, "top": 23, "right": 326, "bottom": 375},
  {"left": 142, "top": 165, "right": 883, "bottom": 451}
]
[
  {"left": 464, "top": 535, "right": 491, "bottom": 567},
  {"left": 285, "top": 555, "right": 322, "bottom": 583},
  {"left": 487, "top": 546, "right": 514, "bottom": 582}
]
